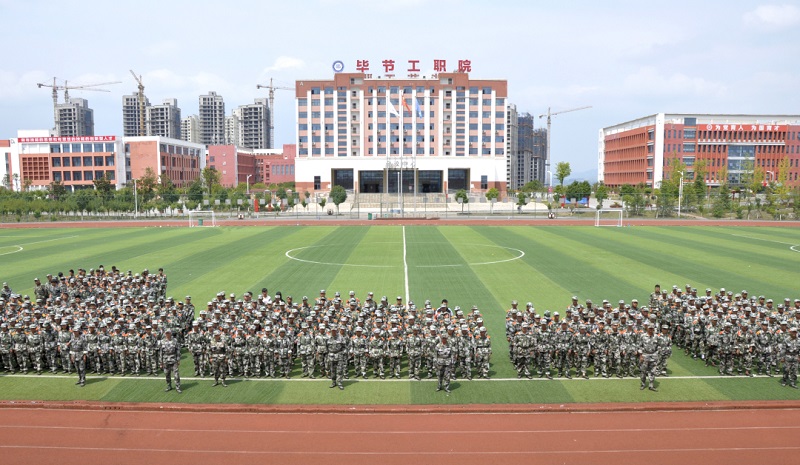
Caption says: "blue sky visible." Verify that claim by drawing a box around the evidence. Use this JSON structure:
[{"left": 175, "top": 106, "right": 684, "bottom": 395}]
[{"left": 1, "top": 0, "right": 799, "bottom": 180}]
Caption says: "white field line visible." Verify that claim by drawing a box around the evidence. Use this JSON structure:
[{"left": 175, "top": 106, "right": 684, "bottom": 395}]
[
  {"left": 730, "top": 234, "right": 800, "bottom": 253},
  {"left": 403, "top": 226, "right": 410, "bottom": 303},
  {"left": 0, "top": 235, "right": 79, "bottom": 256}
]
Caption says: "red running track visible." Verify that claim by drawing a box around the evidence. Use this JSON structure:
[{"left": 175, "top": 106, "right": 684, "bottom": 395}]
[{"left": 1, "top": 402, "right": 799, "bottom": 465}]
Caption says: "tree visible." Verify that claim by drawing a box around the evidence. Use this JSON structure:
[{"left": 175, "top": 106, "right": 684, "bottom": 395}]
[
  {"left": 485, "top": 187, "right": 499, "bottom": 213},
  {"left": 594, "top": 183, "right": 609, "bottom": 209},
  {"left": 158, "top": 175, "right": 179, "bottom": 204},
  {"left": 564, "top": 180, "right": 591, "bottom": 204},
  {"left": 330, "top": 185, "right": 347, "bottom": 214},
  {"left": 520, "top": 180, "right": 544, "bottom": 193},
  {"left": 455, "top": 189, "right": 469, "bottom": 212},
  {"left": 93, "top": 174, "right": 114, "bottom": 200},
  {"left": 49, "top": 180, "right": 67, "bottom": 201},
  {"left": 555, "top": 161, "right": 571, "bottom": 186},
  {"left": 201, "top": 167, "right": 221, "bottom": 195},
  {"left": 187, "top": 178, "right": 204, "bottom": 203},
  {"left": 712, "top": 183, "right": 732, "bottom": 218},
  {"left": 137, "top": 167, "right": 158, "bottom": 204},
  {"left": 775, "top": 157, "right": 791, "bottom": 205}
]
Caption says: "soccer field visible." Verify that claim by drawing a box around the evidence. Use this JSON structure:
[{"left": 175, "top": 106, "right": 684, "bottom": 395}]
[{"left": 1, "top": 225, "right": 799, "bottom": 405}]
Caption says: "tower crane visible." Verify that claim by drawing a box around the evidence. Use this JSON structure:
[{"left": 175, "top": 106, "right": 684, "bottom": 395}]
[
  {"left": 129, "top": 70, "right": 147, "bottom": 136},
  {"left": 256, "top": 78, "right": 294, "bottom": 148},
  {"left": 36, "top": 77, "right": 122, "bottom": 136},
  {"left": 538, "top": 106, "right": 592, "bottom": 186}
]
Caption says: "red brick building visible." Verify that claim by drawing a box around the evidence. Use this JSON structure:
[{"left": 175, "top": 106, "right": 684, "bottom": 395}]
[{"left": 600, "top": 114, "right": 800, "bottom": 188}]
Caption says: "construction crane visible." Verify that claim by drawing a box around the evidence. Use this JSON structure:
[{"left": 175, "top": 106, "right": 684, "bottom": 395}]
[
  {"left": 129, "top": 70, "right": 147, "bottom": 136},
  {"left": 37, "top": 77, "right": 122, "bottom": 136},
  {"left": 538, "top": 106, "right": 592, "bottom": 186},
  {"left": 256, "top": 78, "right": 294, "bottom": 148}
]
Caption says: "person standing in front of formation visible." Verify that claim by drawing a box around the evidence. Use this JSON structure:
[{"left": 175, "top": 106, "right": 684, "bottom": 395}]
[
  {"left": 435, "top": 333, "right": 453, "bottom": 393},
  {"left": 160, "top": 329, "right": 181, "bottom": 393},
  {"left": 327, "top": 325, "right": 347, "bottom": 390},
  {"left": 69, "top": 326, "right": 88, "bottom": 387},
  {"left": 638, "top": 322, "right": 659, "bottom": 392},
  {"left": 209, "top": 330, "right": 228, "bottom": 387}
]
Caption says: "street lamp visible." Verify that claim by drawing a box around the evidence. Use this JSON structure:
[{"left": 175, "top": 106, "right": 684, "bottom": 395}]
[
  {"left": 133, "top": 179, "right": 138, "bottom": 218},
  {"left": 246, "top": 174, "right": 252, "bottom": 195},
  {"left": 677, "top": 171, "right": 684, "bottom": 218}
]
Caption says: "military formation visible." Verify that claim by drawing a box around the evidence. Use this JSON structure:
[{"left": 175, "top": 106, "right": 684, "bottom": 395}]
[
  {"left": 505, "top": 283, "right": 800, "bottom": 390},
  {"left": 2, "top": 271, "right": 799, "bottom": 393},
  {"left": 0, "top": 267, "right": 188, "bottom": 392},
  {"left": 185, "top": 291, "right": 492, "bottom": 391}
]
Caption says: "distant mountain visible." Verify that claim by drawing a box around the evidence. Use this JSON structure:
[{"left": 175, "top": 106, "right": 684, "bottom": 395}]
[{"left": 564, "top": 168, "right": 598, "bottom": 184}]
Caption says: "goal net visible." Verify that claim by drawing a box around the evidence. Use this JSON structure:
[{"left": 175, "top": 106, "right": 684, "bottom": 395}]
[
  {"left": 595, "top": 209, "right": 623, "bottom": 227},
  {"left": 188, "top": 210, "right": 217, "bottom": 227}
]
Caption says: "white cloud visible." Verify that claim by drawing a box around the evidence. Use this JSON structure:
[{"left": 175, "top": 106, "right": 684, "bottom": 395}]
[
  {"left": 743, "top": 4, "right": 800, "bottom": 29},
  {"left": 261, "top": 56, "right": 306, "bottom": 74},
  {"left": 622, "top": 67, "right": 728, "bottom": 97}
]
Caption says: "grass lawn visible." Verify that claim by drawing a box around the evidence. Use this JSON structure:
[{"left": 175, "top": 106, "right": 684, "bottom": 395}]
[{"left": 0, "top": 225, "right": 798, "bottom": 405}]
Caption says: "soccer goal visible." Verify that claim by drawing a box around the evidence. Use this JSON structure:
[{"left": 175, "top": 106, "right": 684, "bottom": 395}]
[
  {"left": 188, "top": 210, "right": 217, "bottom": 227},
  {"left": 595, "top": 209, "right": 624, "bottom": 227}
]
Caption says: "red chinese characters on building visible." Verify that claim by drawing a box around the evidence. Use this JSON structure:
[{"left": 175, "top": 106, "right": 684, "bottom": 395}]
[
  {"left": 433, "top": 59, "right": 447, "bottom": 72},
  {"left": 407, "top": 59, "right": 421, "bottom": 72},
  {"left": 356, "top": 60, "right": 370, "bottom": 72},
  {"left": 457, "top": 59, "right": 472, "bottom": 72},
  {"left": 382, "top": 59, "right": 395, "bottom": 73}
]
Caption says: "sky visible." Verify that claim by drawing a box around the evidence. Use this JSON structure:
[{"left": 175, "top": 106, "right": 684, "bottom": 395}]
[{"left": 1, "top": 0, "right": 799, "bottom": 181}]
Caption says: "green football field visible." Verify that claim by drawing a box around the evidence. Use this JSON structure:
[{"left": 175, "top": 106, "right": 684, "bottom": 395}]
[{"left": 1, "top": 224, "right": 799, "bottom": 405}]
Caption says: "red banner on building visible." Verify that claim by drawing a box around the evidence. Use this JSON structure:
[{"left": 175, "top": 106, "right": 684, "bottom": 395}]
[
  {"left": 18, "top": 136, "right": 117, "bottom": 143},
  {"left": 254, "top": 198, "right": 259, "bottom": 213}
]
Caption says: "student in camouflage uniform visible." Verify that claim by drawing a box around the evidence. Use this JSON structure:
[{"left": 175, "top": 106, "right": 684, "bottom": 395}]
[
  {"left": 435, "top": 334, "right": 453, "bottom": 393},
  {"left": 456, "top": 325, "right": 474, "bottom": 381},
  {"left": 554, "top": 321, "right": 572, "bottom": 378},
  {"left": 352, "top": 327, "right": 369, "bottom": 379},
  {"left": 571, "top": 325, "right": 592, "bottom": 379},
  {"left": 142, "top": 326, "right": 159, "bottom": 376},
  {"left": 368, "top": 328, "right": 386, "bottom": 378},
  {"left": 160, "top": 329, "right": 181, "bottom": 393},
  {"left": 755, "top": 321, "right": 774, "bottom": 376},
  {"left": 474, "top": 326, "right": 492, "bottom": 379},
  {"left": 209, "top": 330, "right": 228, "bottom": 387},
  {"left": 386, "top": 328, "right": 404, "bottom": 378},
  {"left": 111, "top": 325, "right": 127, "bottom": 375},
  {"left": 405, "top": 325, "right": 424, "bottom": 380},
  {"left": 657, "top": 324, "right": 672, "bottom": 376},
  {"left": 780, "top": 327, "right": 799, "bottom": 388},
  {"left": 718, "top": 322, "right": 735, "bottom": 376},
  {"left": 57, "top": 321, "right": 73, "bottom": 374},
  {"left": 591, "top": 320, "right": 610, "bottom": 378},
  {"left": 12, "top": 323, "right": 28, "bottom": 374},
  {"left": 186, "top": 321, "right": 206, "bottom": 377},
  {"left": 638, "top": 323, "right": 659, "bottom": 391},
  {"left": 297, "top": 323, "right": 316, "bottom": 378},
  {"left": 69, "top": 326, "right": 88, "bottom": 387},
  {"left": 512, "top": 323, "right": 533, "bottom": 379},
  {"left": 26, "top": 324, "right": 44, "bottom": 374},
  {"left": 0, "top": 323, "right": 14, "bottom": 372},
  {"left": 327, "top": 325, "right": 348, "bottom": 390},
  {"left": 261, "top": 327, "right": 276, "bottom": 378},
  {"left": 275, "top": 327, "right": 293, "bottom": 378},
  {"left": 43, "top": 323, "right": 58, "bottom": 373},
  {"left": 244, "top": 325, "right": 262, "bottom": 378},
  {"left": 125, "top": 324, "right": 142, "bottom": 375}
]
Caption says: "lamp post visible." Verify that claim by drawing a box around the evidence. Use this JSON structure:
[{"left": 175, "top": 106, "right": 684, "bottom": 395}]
[
  {"left": 397, "top": 170, "right": 402, "bottom": 216},
  {"left": 677, "top": 171, "right": 684, "bottom": 218},
  {"left": 546, "top": 170, "right": 553, "bottom": 200},
  {"left": 133, "top": 179, "right": 138, "bottom": 218},
  {"left": 246, "top": 174, "right": 252, "bottom": 195}
]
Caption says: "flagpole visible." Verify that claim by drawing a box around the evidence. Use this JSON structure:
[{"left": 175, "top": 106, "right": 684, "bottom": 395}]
[{"left": 399, "top": 90, "right": 403, "bottom": 217}]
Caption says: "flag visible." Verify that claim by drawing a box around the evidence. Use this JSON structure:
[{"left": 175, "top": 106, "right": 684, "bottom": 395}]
[
  {"left": 387, "top": 99, "right": 400, "bottom": 117},
  {"left": 415, "top": 98, "right": 423, "bottom": 119},
  {"left": 402, "top": 98, "right": 411, "bottom": 114}
]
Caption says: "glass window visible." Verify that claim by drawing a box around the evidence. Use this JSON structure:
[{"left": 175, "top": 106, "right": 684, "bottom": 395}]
[
  {"left": 73, "top": 171, "right": 82, "bottom": 181},
  {"left": 82, "top": 143, "right": 92, "bottom": 152},
  {"left": 94, "top": 143, "right": 104, "bottom": 152},
  {"left": 52, "top": 171, "right": 62, "bottom": 182},
  {"left": 50, "top": 144, "right": 61, "bottom": 153},
  {"left": 63, "top": 171, "right": 71, "bottom": 181},
  {"left": 84, "top": 171, "right": 93, "bottom": 181},
  {"left": 72, "top": 157, "right": 81, "bottom": 167},
  {"left": 52, "top": 157, "right": 61, "bottom": 167},
  {"left": 105, "top": 143, "right": 115, "bottom": 152},
  {"left": 83, "top": 156, "right": 93, "bottom": 166},
  {"left": 106, "top": 170, "right": 115, "bottom": 181},
  {"left": 71, "top": 143, "right": 81, "bottom": 153},
  {"left": 94, "top": 156, "right": 104, "bottom": 166},
  {"left": 95, "top": 170, "right": 105, "bottom": 180}
]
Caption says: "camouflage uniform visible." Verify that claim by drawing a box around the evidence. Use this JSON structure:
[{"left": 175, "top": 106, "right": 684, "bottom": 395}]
[
  {"left": 159, "top": 331, "right": 181, "bottom": 392},
  {"left": 386, "top": 329, "right": 404, "bottom": 378},
  {"left": 405, "top": 328, "right": 424, "bottom": 380},
  {"left": 297, "top": 328, "right": 316, "bottom": 378},
  {"left": 69, "top": 329, "right": 88, "bottom": 387},
  {"left": 780, "top": 329, "right": 799, "bottom": 388},
  {"left": 368, "top": 329, "right": 386, "bottom": 378},
  {"left": 474, "top": 328, "right": 492, "bottom": 379},
  {"left": 209, "top": 333, "right": 228, "bottom": 386},
  {"left": 571, "top": 326, "right": 592, "bottom": 379},
  {"left": 638, "top": 326, "right": 660, "bottom": 391},
  {"left": 352, "top": 329, "right": 370, "bottom": 379},
  {"left": 326, "top": 328, "right": 348, "bottom": 389},
  {"left": 435, "top": 337, "right": 453, "bottom": 392}
]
